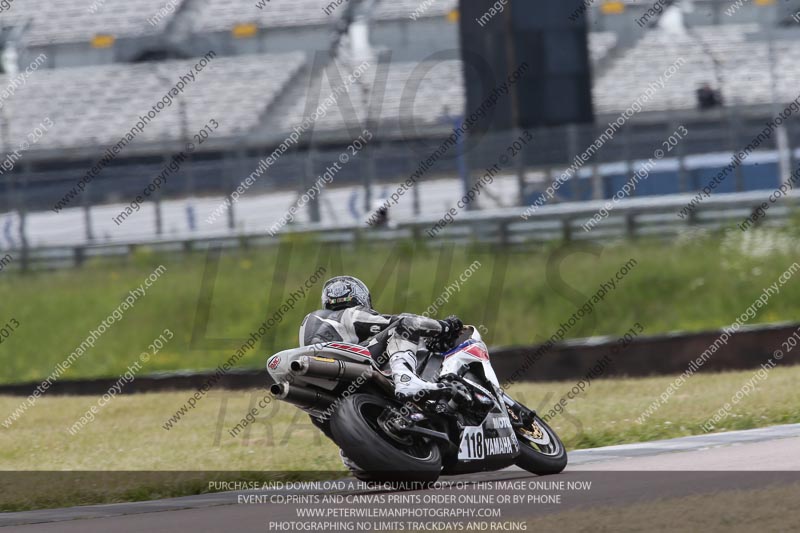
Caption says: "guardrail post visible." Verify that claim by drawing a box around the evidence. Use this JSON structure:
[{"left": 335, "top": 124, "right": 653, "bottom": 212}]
[
  {"left": 18, "top": 166, "right": 31, "bottom": 273},
  {"left": 498, "top": 221, "right": 509, "bottom": 246},
  {"left": 626, "top": 213, "right": 637, "bottom": 239},
  {"left": 688, "top": 208, "right": 698, "bottom": 226},
  {"left": 561, "top": 218, "right": 572, "bottom": 242},
  {"left": 82, "top": 178, "right": 94, "bottom": 243},
  {"left": 74, "top": 247, "right": 85, "bottom": 268}
]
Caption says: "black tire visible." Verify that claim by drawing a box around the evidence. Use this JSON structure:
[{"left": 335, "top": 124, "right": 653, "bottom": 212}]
[
  {"left": 329, "top": 393, "right": 442, "bottom": 482},
  {"left": 514, "top": 415, "right": 568, "bottom": 476}
]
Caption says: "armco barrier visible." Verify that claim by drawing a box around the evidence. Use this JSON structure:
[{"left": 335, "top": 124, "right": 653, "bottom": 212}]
[{"left": 0, "top": 322, "right": 797, "bottom": 397}]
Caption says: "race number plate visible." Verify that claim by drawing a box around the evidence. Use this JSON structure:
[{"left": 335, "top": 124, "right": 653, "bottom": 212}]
[{"left": 458, "top": 426, "right": 485, "bottom": 460}]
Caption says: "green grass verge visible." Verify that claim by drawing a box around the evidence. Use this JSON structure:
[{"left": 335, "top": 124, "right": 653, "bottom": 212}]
[
  {"left": 1, "top": 364, "right": 798, "bottom": 511},
  {"left": 1, "top": 228, "right": 799, "bottom": 384}
]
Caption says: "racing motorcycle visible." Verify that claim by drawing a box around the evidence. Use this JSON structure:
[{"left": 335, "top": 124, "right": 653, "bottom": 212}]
[{"left": 266, "top": 325, "right": 567, "bottom": 481}]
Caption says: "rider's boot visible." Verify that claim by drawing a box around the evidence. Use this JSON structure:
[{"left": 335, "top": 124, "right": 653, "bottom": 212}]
[{"left": 388, "top": 351, "right": 448, "bottom": 401}]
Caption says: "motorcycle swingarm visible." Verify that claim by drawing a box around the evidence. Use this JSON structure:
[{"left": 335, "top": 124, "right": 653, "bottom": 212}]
[{"left": 400, "top": 425, "right": 455, "bottom": 450}]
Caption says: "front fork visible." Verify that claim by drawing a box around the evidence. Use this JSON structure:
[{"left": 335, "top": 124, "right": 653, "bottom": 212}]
[{"left": 500, "top": 391, "right": 536, "bottom": 429}]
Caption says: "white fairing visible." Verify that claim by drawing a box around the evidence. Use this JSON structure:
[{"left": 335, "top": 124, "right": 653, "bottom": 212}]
[
  {"left": 267, "top": 325, "right": 500, "bottom": 391},
  {"left": 439, "top": 326, "right": 501, "bottom": 389}
]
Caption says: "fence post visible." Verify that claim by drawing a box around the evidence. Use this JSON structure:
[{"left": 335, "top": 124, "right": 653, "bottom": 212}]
[
  {"left": 18, "top": 165, "right": 30, "bottom": 272},
  {"left": 561, "top": 218, "right": 572, "bottom": 242},
  {"left": 625, "top": 212, "right": 637, "bottom": 239},
  {"left": 82, "top": 172, "right": 94, "bottom": 243},
  {"left": 74, "top": 247, "right": 85, "bottom": 267}
]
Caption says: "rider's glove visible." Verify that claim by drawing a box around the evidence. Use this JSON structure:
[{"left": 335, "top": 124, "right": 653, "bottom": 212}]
[
  {"left": 438, "top": 373, "right": 472, "bottom": 405},
  {"left": 438, "top": 315, "right": 463, "bottom": 336},
  {"left": 426, "top": 316, "right": 463, "bottom": 353}
]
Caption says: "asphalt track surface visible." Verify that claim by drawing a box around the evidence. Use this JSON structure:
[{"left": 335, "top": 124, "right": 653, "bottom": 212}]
[{"left": 3, "top": 423, "right": 800, "bottom": 532}]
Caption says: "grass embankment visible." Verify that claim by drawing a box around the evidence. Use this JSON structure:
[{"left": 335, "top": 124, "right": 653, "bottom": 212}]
[
  {"left": 1, "top": 365, "right": 799, "bottom": 510},
  {"left": 1, "top": 229, "right": 799, "bottom": 384}
]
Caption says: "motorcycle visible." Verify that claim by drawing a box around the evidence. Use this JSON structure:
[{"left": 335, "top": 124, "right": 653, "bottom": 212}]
[{"left": 266, "top": 325, "right": 567, "bottom": 481}]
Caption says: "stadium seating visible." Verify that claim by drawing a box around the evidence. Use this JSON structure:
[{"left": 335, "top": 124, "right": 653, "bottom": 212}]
[
  {"left": 588, "top": 32, "right": 618, "bottom": 65},
  {"left": 190, "top": 0, "right": 458, "bottom": 34},
  {"left": 0, "top": 27, "right": 627, "bottom": 150},
  {"left": 190, "top": 0, "right": 335, "bottom": 33},
  {"left": 272, "top": 31, "right": 617, "bottom": 134},
  {"left": 593, "top": 24, "right": 798, "bottom": 113},
  {"left": 0, "top": 0, "right": 185, "bottom": 46},
  {"left": 271, "top": 58, "right": 465, "bottom": 134},
  {"left": 0, "top": 52, "right": 306, "bottom": 151},
  {"left": 372, "top": 0, "right": 457, "bottom": 20}
]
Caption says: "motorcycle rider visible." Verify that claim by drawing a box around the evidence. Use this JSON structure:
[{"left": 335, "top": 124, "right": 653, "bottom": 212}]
[
  {"left": 299, "top": 275, "right": 463, "bottom": 399},
  {"left": 297, "top": 275, "right": 462, "bottom": 475}
]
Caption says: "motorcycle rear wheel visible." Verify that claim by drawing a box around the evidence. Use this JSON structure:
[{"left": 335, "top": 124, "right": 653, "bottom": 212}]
[{"left": 330, "top": 393, "right": 442, "bottom": 482}]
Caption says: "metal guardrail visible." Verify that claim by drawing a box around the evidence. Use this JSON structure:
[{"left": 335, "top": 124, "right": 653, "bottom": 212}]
[{"left": 3, "top": 190, "right": 797, "bottom": 271}]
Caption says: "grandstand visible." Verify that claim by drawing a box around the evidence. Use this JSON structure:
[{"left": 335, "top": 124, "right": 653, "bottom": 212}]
[
  {"left": 593, "top": 24, "right": 800, "bottom": 113},
  {"left": 0, "top": 52, "right": 306, "bottom": 150},
  {"left": 272, "top": 58, "right": 465, "bottom": 135},
  {"left": 190, "top": 0, "right": 338, "bottom": 33},
  {"left": 0, "top": 0, "right": 799, "bottom": 258},
  {"left": 588, "top": 31, "right": 618, "bottom": 65},
  {"left": 0, "top": 29, "right": 625, "bottom": 152},
  {"left": 0, "top": 0, "right": 184, "bottom": 46},
  {"left": 188, "top": 0, "right": 457, "bottom": 34},
  {"left": 372, "top": 0, "right": 457, "bottom": 20}
]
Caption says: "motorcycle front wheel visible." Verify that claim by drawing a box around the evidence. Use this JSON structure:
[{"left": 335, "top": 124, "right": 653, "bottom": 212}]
[
  {"left": 329, "top": 393, "right": 442, "bottom": 482},
  {"left": 513, "top": 414, "right": 568, "bottom": 475}
]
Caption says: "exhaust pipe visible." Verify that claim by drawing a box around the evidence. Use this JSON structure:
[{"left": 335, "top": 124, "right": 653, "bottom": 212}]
[
  {"left": 291, "top": 356, "right": 374, "bottom": 381},
  {"left": 270, "top": 382, "right": 336, "bottom": 410},
  {"left": 290, "top": 356, "right": 396, "bottom": 396}
]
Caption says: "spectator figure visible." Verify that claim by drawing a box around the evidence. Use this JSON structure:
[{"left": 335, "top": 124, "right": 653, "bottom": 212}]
[
  {"left": 371, "top": 199, "right": 390, "bottom": 228},
  {"left": 697, "top": 82, "right": 723, "bottom": 110}
]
